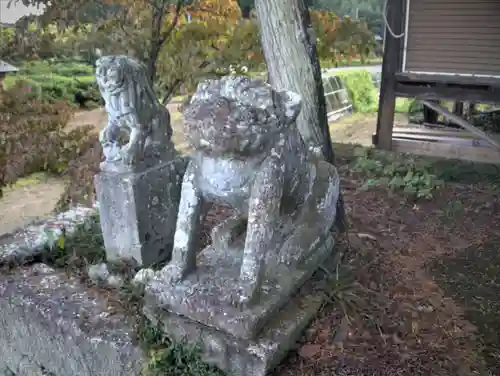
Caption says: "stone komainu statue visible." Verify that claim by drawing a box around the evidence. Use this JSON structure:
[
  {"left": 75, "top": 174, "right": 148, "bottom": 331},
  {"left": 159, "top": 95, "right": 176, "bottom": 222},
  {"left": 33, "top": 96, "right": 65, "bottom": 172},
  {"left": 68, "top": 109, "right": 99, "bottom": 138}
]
[
  {"left": 160, "top": 75, "right": 340, "bottom": 305},
  {"left": 95, "top": 55, "right": 174, "bottom": 171}
]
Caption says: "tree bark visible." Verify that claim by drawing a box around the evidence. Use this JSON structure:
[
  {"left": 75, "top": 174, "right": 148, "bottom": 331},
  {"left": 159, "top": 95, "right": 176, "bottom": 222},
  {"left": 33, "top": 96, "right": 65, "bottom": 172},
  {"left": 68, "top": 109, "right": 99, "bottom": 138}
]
[
  {"left": 255, "top": 0, "right": 347, "bottom": 232},
  {"left": 255, "top": 0, "right": 333, "bottom": 162}
]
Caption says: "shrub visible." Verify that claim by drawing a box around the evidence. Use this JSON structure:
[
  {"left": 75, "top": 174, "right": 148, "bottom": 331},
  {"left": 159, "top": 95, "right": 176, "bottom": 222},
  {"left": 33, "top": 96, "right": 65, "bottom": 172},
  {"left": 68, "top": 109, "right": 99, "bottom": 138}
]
[
  {"left": 19, "top": 60, "right": 94, "bottom": 77},
  {"left": 338, "top": 70, "right": 378, "bottom": 113},
  {"left": 0, "top": 81, "right": 96, "bottom": 199},
  {"left": 352, "top": 146, "right": 445, "bottom": 199},
  {"left": 51, "top": 62, "right": 95, "bottom": 77},
  {"left": 56, "top": 136, "right": 102, "bottom": 211},
  {"left": 9, "top": 73, "right": 101, "bottom": 108},
  {"left": 4, "top": 60, "right": 101, "bottom": 108}
]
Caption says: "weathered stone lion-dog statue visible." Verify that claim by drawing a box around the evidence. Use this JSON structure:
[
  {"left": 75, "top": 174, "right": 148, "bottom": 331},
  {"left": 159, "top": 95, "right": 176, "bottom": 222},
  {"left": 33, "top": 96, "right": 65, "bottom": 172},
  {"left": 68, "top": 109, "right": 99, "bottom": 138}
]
[
  {"left": 160, "top": 75, "right": 340, "bottom": 305},
  {"left": 95, "top": 55, "right": 174, "bottom": 171}
]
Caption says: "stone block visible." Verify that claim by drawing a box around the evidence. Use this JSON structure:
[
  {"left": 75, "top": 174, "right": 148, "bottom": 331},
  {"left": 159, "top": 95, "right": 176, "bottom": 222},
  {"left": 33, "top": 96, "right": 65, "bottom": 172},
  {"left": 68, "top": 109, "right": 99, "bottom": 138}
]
[
  {"left": 146, "top": 234, "right": 334, "bottom": 340},
  {"left": 144, "top": 235, "right": 335, "bottom": 376},
  {"left": 144, "top": 242, "right": 337, "bottom": 376},
  {"left": 95, "top": 157, "right": 187, "bottom": 267},
  {"left": 0, "top": 206, "right": 96, "bottom": 266},
  {"left": 0, "top": 263, "right": 145, "bottom": 376}
]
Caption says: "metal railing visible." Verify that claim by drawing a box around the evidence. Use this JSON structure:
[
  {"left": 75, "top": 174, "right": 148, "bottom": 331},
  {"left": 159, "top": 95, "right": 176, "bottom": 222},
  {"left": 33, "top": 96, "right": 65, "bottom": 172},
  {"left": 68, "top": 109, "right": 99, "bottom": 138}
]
[
  {"left": 322, "top": 74, "right": 353, "bottom": 121},
  {"left": 371, "top": 72, "right": 381, "bottom": 88}
]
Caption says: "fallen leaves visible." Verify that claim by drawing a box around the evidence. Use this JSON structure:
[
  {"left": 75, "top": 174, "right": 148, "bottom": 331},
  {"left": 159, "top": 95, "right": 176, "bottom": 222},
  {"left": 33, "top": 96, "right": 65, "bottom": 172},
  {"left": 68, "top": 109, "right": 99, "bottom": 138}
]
[
  {"left": 298, "top": 344, "right": 322, "bottom": 359},
  {"left": 278, "top": 178, "right": 499, "bottom": 376}
]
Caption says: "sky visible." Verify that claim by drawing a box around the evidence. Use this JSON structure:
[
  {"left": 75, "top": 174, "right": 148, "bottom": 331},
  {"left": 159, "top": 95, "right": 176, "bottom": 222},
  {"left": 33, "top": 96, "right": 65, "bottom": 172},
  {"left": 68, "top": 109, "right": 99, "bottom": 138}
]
[{"left": 0, "top": 0, "right": 45, "bottom": 25}]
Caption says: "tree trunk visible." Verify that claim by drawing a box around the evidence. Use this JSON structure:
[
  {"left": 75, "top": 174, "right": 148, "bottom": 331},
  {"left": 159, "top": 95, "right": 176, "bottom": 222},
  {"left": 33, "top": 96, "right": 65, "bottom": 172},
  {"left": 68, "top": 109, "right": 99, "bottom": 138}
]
[
  {"left": 255, "top": 0, "right": 347, "bottom": 232},
  {"left": 255, "top": 0, "right": 334, "bottom": 162}
]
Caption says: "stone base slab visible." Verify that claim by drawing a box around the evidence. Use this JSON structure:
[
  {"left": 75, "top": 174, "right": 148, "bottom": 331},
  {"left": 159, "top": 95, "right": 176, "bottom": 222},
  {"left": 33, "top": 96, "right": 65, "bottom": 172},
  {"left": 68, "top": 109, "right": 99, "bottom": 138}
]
[
  {"left": 0, "top": 263, "right": 145, "bottom": 376},
  {"left": 145, "top": 234, "right": 334, "bottom": 341},
  {"left": 144, "top": 260, "right": 332, "bottom": 376},
  {"left": 95, "top": 157, "right": 187, "bottom": 267}
]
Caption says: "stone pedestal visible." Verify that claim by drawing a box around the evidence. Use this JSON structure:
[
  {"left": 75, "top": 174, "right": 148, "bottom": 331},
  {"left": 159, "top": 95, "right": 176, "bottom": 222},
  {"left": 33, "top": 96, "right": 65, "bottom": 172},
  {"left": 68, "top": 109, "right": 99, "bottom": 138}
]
[
  {"left": 144, "top": 234, "right": 336, "bottom": 376},
  {"left": 95, "top": 157, "right": 187, "bottom": 267}
]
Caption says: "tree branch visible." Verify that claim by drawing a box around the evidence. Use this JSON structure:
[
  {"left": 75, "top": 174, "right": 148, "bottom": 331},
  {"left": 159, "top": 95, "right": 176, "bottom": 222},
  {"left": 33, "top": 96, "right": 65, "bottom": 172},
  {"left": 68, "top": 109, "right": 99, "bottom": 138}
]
[
  {"left": 161, "top": 60, "right": 210, "bottom": 105},
  {"left": 117, "top": 10, "right": 135, "bottom": 41},
  {"left": 159, "top": 0, "right": 183, "bottom": 46}
]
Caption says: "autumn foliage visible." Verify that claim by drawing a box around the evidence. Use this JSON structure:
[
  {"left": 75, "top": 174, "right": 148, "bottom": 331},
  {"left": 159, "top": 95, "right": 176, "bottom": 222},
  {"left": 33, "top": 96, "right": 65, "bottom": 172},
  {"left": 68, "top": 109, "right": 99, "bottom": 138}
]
[
  {"left": 310, "top": 10, "right": 376, "bottom": 64},
  {"left": 4, "top": 1, "right": 376, "bottom": 100},
  {"left": 0, "top": 82, "right": 97, "bottom": 204}
]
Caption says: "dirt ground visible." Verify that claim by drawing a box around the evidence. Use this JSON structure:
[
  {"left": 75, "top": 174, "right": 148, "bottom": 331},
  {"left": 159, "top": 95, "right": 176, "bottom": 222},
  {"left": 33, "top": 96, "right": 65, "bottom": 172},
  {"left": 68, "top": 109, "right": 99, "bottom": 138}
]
[
  {"left": 0, "top": 174, "right": 67, "bottom": 234},
  {"left": 330, "top": 113, "right": 408, "bottom": 146},
  {"left": 275, "top": 146, "right": 500, "bottom": 376}
]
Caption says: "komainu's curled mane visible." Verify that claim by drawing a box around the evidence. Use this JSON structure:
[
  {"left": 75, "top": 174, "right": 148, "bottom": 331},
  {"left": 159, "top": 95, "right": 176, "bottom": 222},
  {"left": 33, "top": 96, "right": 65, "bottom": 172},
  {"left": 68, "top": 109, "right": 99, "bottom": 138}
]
[{"left": 183, "top": 75, "right": 304, "bottom": 157}]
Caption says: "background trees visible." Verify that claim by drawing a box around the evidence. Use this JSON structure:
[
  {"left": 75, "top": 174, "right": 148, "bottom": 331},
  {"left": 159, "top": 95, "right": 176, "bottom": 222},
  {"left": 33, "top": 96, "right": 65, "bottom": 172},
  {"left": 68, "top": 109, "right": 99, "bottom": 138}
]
[
  {"left": 7, "top": 0, "right": 263, "bottom": 103},
  {"left": 239, "top": 0, "right": 384, "bottom": 37},
  {"left": 5, "top": 0, "right": 379, "bottom": 79}
]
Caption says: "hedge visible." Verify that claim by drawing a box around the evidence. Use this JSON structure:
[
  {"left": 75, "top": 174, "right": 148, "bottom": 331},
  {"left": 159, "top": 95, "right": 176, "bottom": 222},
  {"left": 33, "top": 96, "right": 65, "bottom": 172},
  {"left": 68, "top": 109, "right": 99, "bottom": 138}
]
[
  {"left": 5, "top": 60, "right": 412, "bottom": 114},
  {"left": 337, "top": 70, "right": 378, "bottom": 113},
  {"left": 21, "top": 60, "right": 94, "bottom": 77},
  {"left": 333, "top": 69, "right": 411, "bottom": 114},
  {"left": 3, "top": 60, "right": 101, "bottom": 108},
  {"left": 0, "top": 82, "right": 97, "bottom": 201}
]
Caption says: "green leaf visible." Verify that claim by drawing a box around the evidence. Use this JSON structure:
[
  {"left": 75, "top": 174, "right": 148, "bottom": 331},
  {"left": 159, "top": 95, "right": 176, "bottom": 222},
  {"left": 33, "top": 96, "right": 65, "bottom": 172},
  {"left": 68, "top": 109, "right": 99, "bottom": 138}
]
[
  {"left": 404, "top": 170, "right": 414, "bottom": 182},
  {"left": 417, "top": 188, "right": 432, "bottom": 198},
  {"left": 411, "top": 176, "right": 421, "bottom": 185},
  {"left": 388, "top": 176, "right": 405, "bottom": 188},
  {"left": 361, "top": 179, "right": 378, "bottom": 190}
]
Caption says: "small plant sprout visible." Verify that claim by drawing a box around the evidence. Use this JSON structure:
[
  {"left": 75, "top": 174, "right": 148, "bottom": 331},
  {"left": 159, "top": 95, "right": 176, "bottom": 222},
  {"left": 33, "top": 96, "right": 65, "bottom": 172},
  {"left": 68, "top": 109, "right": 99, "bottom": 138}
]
[
  {"left": 353, "top": 146, "right": 445, "bottom": 199},
  {"left": 43, "top": 222, "right": 66, "bottom": 251}
]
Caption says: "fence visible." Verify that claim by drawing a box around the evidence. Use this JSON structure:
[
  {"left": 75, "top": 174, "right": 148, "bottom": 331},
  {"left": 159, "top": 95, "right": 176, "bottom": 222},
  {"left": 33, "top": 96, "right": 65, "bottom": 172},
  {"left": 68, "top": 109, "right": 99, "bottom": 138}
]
[
  {"left": 371, "top": 72, "right": 381, "bottom": 88},
  {"left": 321, "top": 67, "right": 382, "bottom": 121},
  {"left": 322, "top": 74, "right": 352, "bottom": 121},
  {"left": 250, "top": 70, "right": 354, "bottom": 121}
]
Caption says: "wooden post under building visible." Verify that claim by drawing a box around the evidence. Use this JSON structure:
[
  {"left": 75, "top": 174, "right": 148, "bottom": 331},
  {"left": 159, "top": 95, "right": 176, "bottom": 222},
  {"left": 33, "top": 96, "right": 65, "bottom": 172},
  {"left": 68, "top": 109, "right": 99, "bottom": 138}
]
[
  {"left": 374, "top": 0, "right": 405, "bottom": 150},
  {"left": 374, "top": 0, "right": 500, "bottom": 163}
]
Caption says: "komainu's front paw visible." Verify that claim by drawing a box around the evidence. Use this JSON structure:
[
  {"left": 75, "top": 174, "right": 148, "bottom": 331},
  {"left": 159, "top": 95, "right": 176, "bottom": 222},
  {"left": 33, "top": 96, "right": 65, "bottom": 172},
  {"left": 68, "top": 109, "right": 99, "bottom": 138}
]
[{"left": 159, "top": 262, "right": 188, "bottom": 285}]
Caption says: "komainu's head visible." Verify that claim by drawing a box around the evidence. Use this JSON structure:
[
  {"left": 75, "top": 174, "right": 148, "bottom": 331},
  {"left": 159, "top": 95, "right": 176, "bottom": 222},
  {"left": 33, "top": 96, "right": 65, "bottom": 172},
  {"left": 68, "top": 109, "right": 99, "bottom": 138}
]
[
  {"left": 183, "top": 75, "right": 302, "bottom": 156},
  {"left": 95, "top": 55, "right": 149, "bottom": 96}
]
